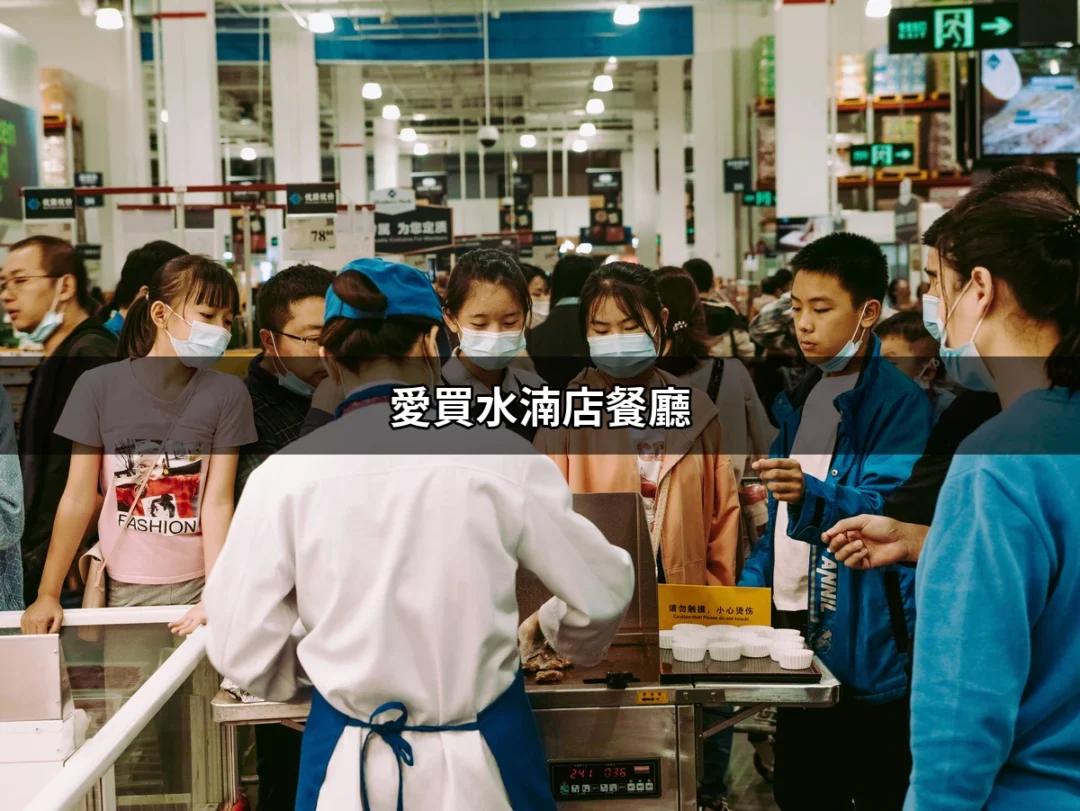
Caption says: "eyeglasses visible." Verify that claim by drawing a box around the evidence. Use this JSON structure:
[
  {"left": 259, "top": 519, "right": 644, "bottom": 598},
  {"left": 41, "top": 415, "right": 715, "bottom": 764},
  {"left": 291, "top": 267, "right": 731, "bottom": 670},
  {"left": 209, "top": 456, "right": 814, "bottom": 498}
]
[
  {"left": 272, "top": 329, "right": 321, "bottom": 348},
  {"left": 0, "top": 275, "right": 55, "bottom": 294}
]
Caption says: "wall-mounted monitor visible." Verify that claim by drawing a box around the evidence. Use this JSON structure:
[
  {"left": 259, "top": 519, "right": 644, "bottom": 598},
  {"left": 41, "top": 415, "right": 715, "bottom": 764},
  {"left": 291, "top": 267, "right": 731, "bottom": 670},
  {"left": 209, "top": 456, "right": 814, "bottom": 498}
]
[{"left": 980, "top": 48, "right": 1080, "bottom": 156}]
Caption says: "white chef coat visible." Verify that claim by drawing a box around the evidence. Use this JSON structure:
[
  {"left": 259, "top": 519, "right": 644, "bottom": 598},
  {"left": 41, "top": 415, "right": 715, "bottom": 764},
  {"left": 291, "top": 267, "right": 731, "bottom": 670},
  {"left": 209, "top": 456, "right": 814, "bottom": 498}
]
[{"left": 204, "top": 398, "right": 635, "bottom": 811}]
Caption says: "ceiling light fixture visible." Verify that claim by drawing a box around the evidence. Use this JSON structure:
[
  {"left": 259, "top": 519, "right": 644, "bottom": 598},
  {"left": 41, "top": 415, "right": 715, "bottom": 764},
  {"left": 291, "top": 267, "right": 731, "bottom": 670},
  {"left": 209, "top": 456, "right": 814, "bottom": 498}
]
[
  {"left": 413, "top": 113, "right": 427, "bottom": 121},
  {"left": 613, "top": 3, "right": 640, "bottom": 26},
  {"left": 382, "top": 104, "right": 401, "bottom": 120},
  {"left": 579, "top": 122, "right": 597, "bottom": 137},
  {"left": 586, "top": 98, "right": 605, "bottom": 115},
  {"left": 361, "top": 82, "right": 383, "bottom": 100},
  {"left": 577, "top": 242, "right": 594, "bottom": 254},
  {"left": 160, "top": 109, "right": 169, "bottom": 123},
  {"left": 864, "top": 0, "right": 891, "bottom": 18},
  {"left": 240, "top": 146, "right": 257, "bottom": 161},
  {"left": 608, "top": 56, "right": 618, "bottom": 65},
  {"left": 572, "top": 108, "right": 586, "bottom": 116},
  {"left": 306, "top": 12, "right": 334, "bottom": 34},
  {"left": 95, "top": 7, "right": 124, "bottom": 29},
  {"left": 520, "top": 133, "right": 537, "bottom": 148},
  {"left": 572, "top": 139, "right": 589, "bottom": 153},
  {"left": 593, "top": 75, "right": 613, "bottom": 92},
  {"left": 400, "top": 127, "right": 417, "bottom": 142},
  {"left": 414, "top": 142, "right": 429, "bottom": 156}
]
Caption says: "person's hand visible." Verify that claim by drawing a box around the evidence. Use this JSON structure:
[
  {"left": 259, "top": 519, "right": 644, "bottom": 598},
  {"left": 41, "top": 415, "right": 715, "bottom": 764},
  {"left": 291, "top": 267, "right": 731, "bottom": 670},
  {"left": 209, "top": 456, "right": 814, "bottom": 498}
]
[
  {"left": 311, "top": 377, "right": 344, "bottom": 414},
  {"left": 21, "top": 595, "right": 64, "bottom": 634},
  {"left": 821, "top": 515, "right": 919, "bottom": 570},
  {"left": 169, "top": 602, "right": 207, "bottom": 636},
  {"left": 517, "top": 611, "right": 545, "bottom": 664},
  {"left": 752, "top": 458, "right": 805, "bottom": 503}
]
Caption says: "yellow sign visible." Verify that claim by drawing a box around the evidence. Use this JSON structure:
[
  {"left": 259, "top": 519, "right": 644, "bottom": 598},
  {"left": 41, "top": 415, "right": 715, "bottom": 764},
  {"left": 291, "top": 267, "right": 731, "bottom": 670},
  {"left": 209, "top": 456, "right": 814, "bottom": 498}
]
[
  {"left": 657, "top": 584, "right": 772, "bottom": 630},
  {"left": 636, "top": 690, "right": 670, "bottom": 705}
]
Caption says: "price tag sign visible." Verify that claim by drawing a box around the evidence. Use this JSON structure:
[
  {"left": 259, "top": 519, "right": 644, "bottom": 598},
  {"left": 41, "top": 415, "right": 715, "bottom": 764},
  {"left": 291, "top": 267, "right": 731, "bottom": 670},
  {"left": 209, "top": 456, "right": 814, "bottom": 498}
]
[
  {"left": 657, "top": 584, "right": 772, "bottom": 630},
  {"left": 723, "top": 158, "right": 753, "bottom": 193},
  {"left": 286, "top": 216, "right": 337, "bottom": 252},
  {"left": 23, "top": 187, "right": 75, "bottom": 221},
  {"left": 75, "top": 171, "right": 103, "bottom": 208}
]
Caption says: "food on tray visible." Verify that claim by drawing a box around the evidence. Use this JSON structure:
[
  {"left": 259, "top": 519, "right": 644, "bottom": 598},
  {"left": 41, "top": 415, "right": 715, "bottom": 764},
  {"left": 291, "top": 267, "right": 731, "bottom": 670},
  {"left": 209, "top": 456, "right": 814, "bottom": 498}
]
[
  {"left": 535, "top": 669, "right": 565, "bottom": 684},
  {"left": 523, "top": 645, "right": 572, "bottom": 673}
]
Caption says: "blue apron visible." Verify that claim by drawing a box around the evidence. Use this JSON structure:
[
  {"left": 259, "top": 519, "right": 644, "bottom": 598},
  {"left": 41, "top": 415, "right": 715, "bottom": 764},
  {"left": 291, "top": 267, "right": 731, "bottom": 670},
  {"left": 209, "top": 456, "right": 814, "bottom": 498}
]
[{"left": 295, "top": 668, "right": 554, "bottom": 811}]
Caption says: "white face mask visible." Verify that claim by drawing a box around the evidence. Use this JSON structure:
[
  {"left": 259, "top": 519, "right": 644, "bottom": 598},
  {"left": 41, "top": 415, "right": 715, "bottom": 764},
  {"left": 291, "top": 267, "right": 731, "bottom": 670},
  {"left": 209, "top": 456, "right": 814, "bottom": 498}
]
[
  {"left": 268, "top": 334, "right": 315, "bottom": 397},
  {"left": 163, "top": 304, "right": 231, "bottom": 369},
  {"left": 532, "top": 299, "right": 551, "bottom": 320},
  {"left": 458, "top": 326, "right": 526, "bottom": 371},
  {"left": 26, "top": 281, "right": 64, "bottom": 345}
]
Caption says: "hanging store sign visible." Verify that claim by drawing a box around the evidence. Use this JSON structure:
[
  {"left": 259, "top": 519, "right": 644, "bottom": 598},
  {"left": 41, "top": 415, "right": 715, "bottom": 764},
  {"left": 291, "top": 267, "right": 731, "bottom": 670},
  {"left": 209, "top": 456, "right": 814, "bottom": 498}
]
[
  {"left": 23, "top": 187, "right": 75, "bottom": 221},
  {"left": 586, "top": 169, "right": 625, "bottom": 246},
  {"left": 657, "top": 584, "right": 772, "bottom": 630},
  {"left": 894, "top": 197, "right": 920, "bottom": 245},
  {"left": 850, "top": 143, "right": 915, "bottom": 168},
  {"left": 286, "top": 183, "right": 338, "bottom": 218},
  {"left": 412, "top": 173, "right": 447, "bottom": 207},
  {"left": 75, "top": 171, "right": 103, "bottom": 208},
  {"left": 499, "top": 173, "right": 534, "bottom": 232},
  {"left": 287, "top": 216, "right": 337, "bottom": 252},
  {"left": 888, "top": 3, "right": 1020, "bottom": 55},
  {"left": 375, "top": 205, "right": 453, "bottom": 254},
  {"left": 742, "top": 189, "right": 777, "bottom": 208},
  {"left": 76, "top": 244, "right": 102, "bottom": 282},
  {"left": 723, "top": 158, "right": 753, "bottom": 193},
  {"left": 372, "top": 187, "right": 417, "bottom": 217}
]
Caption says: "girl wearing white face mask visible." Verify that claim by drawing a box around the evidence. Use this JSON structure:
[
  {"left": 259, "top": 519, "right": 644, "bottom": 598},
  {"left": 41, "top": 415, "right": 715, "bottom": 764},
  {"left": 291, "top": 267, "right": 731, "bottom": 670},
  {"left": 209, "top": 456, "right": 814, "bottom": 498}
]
[
  {"left": 21, "top": 256, "right": 257, "bottom": 637},
  {"left": 442, "top": 249, "right": 547, "bottom": 441}
]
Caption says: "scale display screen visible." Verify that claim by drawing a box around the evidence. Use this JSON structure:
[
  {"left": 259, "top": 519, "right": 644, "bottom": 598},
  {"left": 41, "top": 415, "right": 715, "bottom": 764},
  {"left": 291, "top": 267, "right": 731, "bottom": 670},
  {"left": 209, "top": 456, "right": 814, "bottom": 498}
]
[{"left": 550, "top": 759, "right": 661, "bottom": 800}]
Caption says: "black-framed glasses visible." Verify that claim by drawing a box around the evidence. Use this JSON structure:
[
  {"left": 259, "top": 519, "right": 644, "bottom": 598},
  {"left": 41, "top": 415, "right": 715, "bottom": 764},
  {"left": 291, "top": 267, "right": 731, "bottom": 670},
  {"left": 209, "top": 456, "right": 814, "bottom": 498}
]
[
  {"left": 0, "top": 274, "right": 55, "bottom": 294},
  {"left": 272, "top": 329, "right": 321, "bottom": 348}
]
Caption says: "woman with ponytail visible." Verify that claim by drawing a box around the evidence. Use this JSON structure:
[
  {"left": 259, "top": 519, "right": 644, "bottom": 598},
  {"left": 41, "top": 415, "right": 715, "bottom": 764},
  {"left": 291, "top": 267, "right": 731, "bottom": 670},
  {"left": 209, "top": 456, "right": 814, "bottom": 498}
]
[
  {"left": 873, "top": 167, "right": 1080, "bottom": 810},
  {"left": 21, "top": 255, "right": 256, "bottom": 635}
]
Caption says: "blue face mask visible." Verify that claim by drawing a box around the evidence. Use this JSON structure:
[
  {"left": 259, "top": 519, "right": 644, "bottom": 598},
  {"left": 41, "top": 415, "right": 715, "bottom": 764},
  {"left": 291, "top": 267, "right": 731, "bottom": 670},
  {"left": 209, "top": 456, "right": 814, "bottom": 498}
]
[
  {"left": 268, "top": 334, "right": 316, "bottom": 397},
  {"left": 458, "top": 326, "right": 526, "bottom": 371},
  {"left": 815, "top": 304, "right": 869, "bottom": 374},
  {"left": 939, "top": 281, "right": 997, "bottom": 393},
  {"left": 104, "top": 310, "right": 124, "bottom": 337},
  {"left": 588, "top": 329, "right": 658, "bottom": 379},
  {"left": 26, "top": 281, "right": 64, "bottom": 346},
  {"left": 922, "top": 294, "right": 942, "bottom": 341}
]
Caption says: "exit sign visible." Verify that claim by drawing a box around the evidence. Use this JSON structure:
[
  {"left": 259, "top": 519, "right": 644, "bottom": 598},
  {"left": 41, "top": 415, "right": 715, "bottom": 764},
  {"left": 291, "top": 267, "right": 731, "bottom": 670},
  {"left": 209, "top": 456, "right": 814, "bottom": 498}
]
[
  {"left": 850, "top": 143, "right": 915, "bottom": 168},
  {"left": 889, "top": 3, "right": 1020, "bottom": 54},
  {"left": 742, "top": 190, "right": 776, "bottom": 207}
]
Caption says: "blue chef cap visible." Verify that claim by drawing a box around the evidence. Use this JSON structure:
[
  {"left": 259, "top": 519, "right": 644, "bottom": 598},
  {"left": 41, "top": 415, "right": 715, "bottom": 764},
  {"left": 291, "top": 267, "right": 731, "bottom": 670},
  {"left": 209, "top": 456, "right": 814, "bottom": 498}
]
[{"left": 324, "top": 257, "right": 443, "bottom": 324}]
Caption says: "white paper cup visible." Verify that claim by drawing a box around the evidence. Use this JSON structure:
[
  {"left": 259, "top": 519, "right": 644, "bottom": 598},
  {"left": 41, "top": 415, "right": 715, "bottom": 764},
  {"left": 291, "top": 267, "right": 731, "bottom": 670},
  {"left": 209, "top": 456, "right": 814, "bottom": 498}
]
[
  {"left": 774, "top": 628, "right": 803, "bottom": 639},
  {"left": 705, "top": 626, "right": 737, "bottom": 641},
  {"left": 778, "top": 649, "right": 814, "bottom": 670},
  {"left": 709, "top": 640, "right": 743, "bottom": 662},
  {"left": 673, "top": 624, "right": 707, "bottom": 635},
  {"left": 752, "top": 626, "right": 777, "bottom": 640},
  {"left": 659, "top": 630, "right": 675, "bottom": 650},
  {"left": 770, "top": 639, "right": 805, "bottom": 662},
  {"left": 673, "top": 643, "right": 707, "bottom": 663},
  {"left": 741, "top": 641, "right": 770, "bottom": 658}
]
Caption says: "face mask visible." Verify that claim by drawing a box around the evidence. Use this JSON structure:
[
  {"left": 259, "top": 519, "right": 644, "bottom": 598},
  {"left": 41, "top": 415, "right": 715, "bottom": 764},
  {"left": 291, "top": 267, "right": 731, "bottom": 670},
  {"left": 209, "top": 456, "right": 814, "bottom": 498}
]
[
  {"left": 164, "top": 304, "right": 230, "bottom": 369},
  {"left": 268, "top": 334, "right": 315, "bottom": 397},
  {"left": 939, "top": 282, "right": 997, "bottom": 393},
  {"left": 532, "top": 300, "right": 550, "bottom": 320},
  {"left": 26, "top": 281, "right": 64, "bottom": 345},
  {"left": 922, "top": 295, "right": 942, "bottom": 342},
  {"left": 588, "top": 329, "right": 659, "bottom": 379},
  {"left": 816, "top": 304, "right": 869, "bottom": 374},
  {"left": 458, "top": 326, "right": 526, "bottom": 371}
]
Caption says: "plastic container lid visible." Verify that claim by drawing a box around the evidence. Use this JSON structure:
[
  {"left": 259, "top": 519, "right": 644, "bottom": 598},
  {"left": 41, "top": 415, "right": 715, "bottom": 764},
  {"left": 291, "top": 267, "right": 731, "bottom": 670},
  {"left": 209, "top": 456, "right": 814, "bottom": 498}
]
[
  {"left": 741, "top": 641, "right": 770, "bottom": 658},
  {"left": 673, "top": 643, "right": 707, "bottom": 663},
  {"left": 778, "top": 649, "right": 814, "bottom": 670},
  {"left": 774, "top": 628, "right": 803, "bottom": 638},
  {"left": 770, "top": 638, "right": 805, "bottom": 662},
  {"left": 709, "top": 640, "right": 743, "bottom": 662},
  {"left": 659, "top": 630, "right": 675, "bottom": 650}
]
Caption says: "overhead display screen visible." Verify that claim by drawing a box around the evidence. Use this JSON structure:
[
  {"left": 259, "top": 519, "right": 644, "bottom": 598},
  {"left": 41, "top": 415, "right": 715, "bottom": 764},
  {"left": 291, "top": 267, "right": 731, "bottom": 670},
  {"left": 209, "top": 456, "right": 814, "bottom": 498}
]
[
  {"left": 981, "top": 48, "right": 1080, "bottom": 156},
  {"left": 0, "top": 97, "right": 39, "bottom": 221}
]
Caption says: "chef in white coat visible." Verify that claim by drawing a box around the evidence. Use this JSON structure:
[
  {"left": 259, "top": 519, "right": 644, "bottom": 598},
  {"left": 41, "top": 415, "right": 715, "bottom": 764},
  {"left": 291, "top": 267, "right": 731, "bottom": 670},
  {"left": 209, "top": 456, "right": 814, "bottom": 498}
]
[{"left": 204, "top": 257, "right": 635, "bottom": 811}]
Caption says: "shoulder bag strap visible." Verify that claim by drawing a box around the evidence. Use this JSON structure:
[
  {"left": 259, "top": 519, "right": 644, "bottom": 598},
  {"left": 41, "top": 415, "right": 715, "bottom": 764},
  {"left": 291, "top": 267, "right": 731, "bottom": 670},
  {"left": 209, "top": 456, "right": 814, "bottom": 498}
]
[{"left": 706, "top": 357, "right": 725, "bottom": 403}]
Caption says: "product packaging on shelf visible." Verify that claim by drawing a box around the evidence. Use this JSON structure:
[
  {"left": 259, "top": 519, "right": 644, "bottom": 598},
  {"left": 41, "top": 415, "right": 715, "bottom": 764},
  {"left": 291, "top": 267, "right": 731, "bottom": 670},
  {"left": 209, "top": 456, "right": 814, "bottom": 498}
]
[{"left": 40, "top": 68, "right": 77, "bottom": 119}]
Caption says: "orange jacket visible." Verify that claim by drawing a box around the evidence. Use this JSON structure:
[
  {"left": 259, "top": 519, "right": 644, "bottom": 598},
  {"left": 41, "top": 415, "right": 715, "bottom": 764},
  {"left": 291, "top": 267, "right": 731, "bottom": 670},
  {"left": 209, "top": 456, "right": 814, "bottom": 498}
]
[{"left": 534, "top": 368, "right": 741, "bottom": 586}]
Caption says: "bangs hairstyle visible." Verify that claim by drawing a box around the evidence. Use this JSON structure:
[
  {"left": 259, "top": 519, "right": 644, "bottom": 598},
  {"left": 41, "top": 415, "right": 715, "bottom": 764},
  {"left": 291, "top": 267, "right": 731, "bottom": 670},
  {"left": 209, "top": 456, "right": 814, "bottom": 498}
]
[
  {"left": 579, "top": 262, "right": 666, "bottom": 356},
  {"left": 119, "top": 255, "right": 240, "bottom": 358},
  {"left": 790, "top": 232, "right": 889, "bottom": 306},
  {"left": 444, "top": 249, "right": 531, "bottom": 319},
  {"left": 939, "top": 166, "right": 1080, "bottom": 390},
  {"left": 654, "top": 266, "right": 710, "bottom": 376},
  {"left": 320, "top": 269, "right": 441, "bottom": 373}
]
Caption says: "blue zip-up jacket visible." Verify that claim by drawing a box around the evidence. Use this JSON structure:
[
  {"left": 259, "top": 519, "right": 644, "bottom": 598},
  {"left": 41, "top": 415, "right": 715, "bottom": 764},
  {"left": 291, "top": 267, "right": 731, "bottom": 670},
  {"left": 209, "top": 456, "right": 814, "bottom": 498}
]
[{"left": 740, "top": 336, "right": 932, "bottom": 702}]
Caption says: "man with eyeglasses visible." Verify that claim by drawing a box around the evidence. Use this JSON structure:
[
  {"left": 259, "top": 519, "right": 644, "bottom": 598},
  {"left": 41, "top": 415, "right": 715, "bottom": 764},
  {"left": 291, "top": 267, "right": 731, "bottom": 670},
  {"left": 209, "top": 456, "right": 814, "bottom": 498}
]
[{"left": 0, "top": 236, "right": 117, "bottom": 604}]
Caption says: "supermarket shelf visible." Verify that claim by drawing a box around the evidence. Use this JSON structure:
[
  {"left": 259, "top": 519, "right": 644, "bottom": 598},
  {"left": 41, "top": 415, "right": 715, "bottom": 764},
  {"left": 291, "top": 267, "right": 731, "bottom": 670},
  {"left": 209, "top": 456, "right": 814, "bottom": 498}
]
[
  {"left": 756, "top": 175, "right": 971, "bottom": 192},
  {"left": 755, "top": 98, "right": 950, "bottom": 117}
]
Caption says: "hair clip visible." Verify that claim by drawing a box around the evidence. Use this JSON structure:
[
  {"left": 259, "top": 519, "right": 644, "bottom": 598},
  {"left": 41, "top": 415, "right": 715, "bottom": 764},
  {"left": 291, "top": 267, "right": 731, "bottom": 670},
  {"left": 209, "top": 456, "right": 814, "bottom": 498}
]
[{"left": 671, "top": 320, "right": 688, "bottom": 333}]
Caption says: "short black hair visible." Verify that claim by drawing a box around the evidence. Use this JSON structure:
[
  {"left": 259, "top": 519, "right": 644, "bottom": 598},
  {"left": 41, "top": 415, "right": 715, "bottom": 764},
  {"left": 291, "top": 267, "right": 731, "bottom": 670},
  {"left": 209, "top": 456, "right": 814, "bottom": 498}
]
[
  {"left": 257, "top": 264, "right": 334, "bottom": 334},
  {"left": 520, "top": 263, "right": 549, "bottom": 292},
  {"left": 922, "top": 211, "right": 952, "bottom": 249},
  {"left": 445, "top": 249, "right": 531, "bottom": 319},
  {"left": 682, "top": 258, "right": 714, "bottom": 295},
  {"left": 550, "top": 254, "right": 596, "bottom": 304},
  {"left": 772, "top": 268, "right": 793, "bottom": 289},
  {"left": 9, "top": 235, "right": 95, "bottom": 313},
  {"left": 760, "top": 276, "right": 779, "bottom": 297},
  {"left": 114, "top": 241, "right": 188, "bottom": 310},
  {"left": 790, "top": 232, "right": 889, "bottom": 305},
  {"left": 874, "top": 310, "right": 933, "bottom": 344},
  {"left": 579, "top": 261, "right": 666, "bottom": 357}
]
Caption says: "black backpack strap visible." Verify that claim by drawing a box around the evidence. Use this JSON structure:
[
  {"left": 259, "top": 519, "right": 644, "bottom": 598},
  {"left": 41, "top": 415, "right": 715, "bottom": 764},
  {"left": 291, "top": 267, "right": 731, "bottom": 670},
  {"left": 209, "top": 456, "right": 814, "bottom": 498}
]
[
  {"left": 884, "top": 569, "right": 912, "bottom": 683},
  {"left": 706, "top": 357, "right": 725, "bottom": 402}
]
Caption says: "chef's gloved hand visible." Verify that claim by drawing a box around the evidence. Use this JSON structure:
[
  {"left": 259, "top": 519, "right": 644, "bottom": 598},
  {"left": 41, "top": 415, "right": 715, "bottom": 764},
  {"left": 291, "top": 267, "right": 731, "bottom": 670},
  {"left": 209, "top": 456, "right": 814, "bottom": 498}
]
[{"left": 517, "top": 611, "right": 546, "bottom": 664}]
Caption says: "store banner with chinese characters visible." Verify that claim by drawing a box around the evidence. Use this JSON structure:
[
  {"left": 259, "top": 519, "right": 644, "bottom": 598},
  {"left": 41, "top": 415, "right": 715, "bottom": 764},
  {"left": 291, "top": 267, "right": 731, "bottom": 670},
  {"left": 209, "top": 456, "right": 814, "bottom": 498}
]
[
  {"left": 375, "top": 205, "right": 453, "bottom": 254},
  {"left": 498, "top": 173, "right": 534, "bottom": 232},
  {"left": 586, "top": 169, "right": 625, "bottom": 246},
  {"left": 657, "top": 584, "right": 772, "bottom": 630},
  {"left": 286, "top": 183, "right": 338, "bottom": 217}
]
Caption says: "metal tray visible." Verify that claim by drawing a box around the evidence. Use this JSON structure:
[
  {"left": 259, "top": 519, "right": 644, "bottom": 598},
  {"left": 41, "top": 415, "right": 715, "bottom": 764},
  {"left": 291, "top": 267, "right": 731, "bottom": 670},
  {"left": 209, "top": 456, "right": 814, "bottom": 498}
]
[{"left": 659, "top": 651, "right": 822, "bottom": 685}]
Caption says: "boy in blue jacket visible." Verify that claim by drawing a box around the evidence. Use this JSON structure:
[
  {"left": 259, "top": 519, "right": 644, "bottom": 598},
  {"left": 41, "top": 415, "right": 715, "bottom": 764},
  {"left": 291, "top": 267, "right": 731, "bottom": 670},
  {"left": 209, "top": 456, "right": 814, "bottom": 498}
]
[{"left": 740, "top": 233, "right": 932, "bottom": 811}]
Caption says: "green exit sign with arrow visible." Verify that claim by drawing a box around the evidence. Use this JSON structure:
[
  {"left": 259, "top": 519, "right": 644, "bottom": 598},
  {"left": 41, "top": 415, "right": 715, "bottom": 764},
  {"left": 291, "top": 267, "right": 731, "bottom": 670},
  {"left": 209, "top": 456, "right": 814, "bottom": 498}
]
[
  {"left": 889, "top": 3, "right": 1020, "bottom": 54},
  {"left": 850, "top": 143, "right": 915, "bottom": 168}
]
